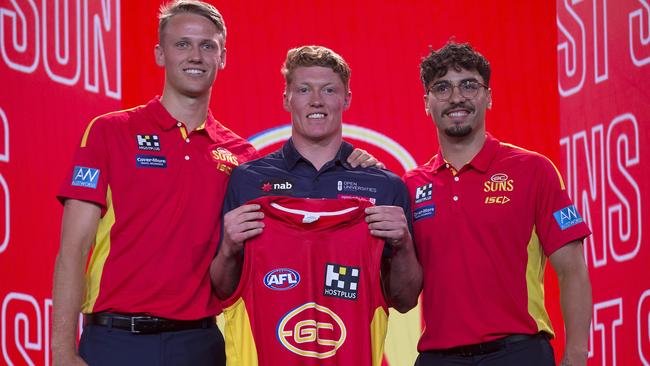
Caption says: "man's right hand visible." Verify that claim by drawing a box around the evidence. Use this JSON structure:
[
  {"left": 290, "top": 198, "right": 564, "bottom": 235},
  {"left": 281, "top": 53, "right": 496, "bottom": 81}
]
[
  {"left": 220, "top": 204, "right": 265, "bottom": 258},
  {"left": 53, "top": 352, "right": 88, "bottom": 366}
]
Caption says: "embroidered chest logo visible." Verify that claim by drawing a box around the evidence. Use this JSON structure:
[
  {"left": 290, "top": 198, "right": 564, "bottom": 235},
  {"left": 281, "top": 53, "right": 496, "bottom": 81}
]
[
  {"left": 261, "top": 179, "right": 293, "bottom": 193},
  {"left": 136, "top": 134, "right": 161, "bottom": 151},
  {"left": 323, "top": 263, "right": 359, "bottom": 301},
  {"left": 484, "top": 173, "right": 513, "bottom": 205},
  {"left": 264, "top": 268, "right": 301, "bottom": 290},
  {"left": 415, "top": 183, "right": 433, "bottom": 204},
  {"left": 211, "top": 147, "right": 239, "bottom": 175},
  {"left": 336, "top": 180, "right": 377, "bottom": 194}
]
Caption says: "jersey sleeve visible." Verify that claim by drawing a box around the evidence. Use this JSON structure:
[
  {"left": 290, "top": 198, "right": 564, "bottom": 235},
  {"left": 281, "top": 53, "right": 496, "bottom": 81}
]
[
  {"left": 533, "top": 155, "right": 591, "bottom": 256},
  {"left": 57, "top": 117, "right": 110, "bottom": 213}
]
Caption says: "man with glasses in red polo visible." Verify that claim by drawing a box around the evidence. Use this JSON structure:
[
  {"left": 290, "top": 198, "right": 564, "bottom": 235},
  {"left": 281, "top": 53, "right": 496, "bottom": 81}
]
[{"left": 403, "top": 42, "right": 592, "bottom": 366}]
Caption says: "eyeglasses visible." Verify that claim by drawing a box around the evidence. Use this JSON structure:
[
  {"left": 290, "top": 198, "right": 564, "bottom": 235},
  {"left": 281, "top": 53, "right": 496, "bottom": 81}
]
[{"left": 427, "top": 80, "right": 489, "bottom": 101}]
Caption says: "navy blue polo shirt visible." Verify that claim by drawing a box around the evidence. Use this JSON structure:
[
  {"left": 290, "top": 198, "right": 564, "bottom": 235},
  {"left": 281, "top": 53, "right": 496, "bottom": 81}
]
[{"left": 222, "top": 139, "right": 411, "bottom": 231}]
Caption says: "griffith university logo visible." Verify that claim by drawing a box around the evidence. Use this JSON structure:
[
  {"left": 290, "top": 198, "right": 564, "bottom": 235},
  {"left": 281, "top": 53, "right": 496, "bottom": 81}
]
[{"left": 324, "top": 263, "right": 359, "bottom": 301}]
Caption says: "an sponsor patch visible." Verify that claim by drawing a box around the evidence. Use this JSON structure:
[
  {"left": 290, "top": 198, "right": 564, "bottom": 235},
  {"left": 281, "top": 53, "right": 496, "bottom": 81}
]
[
  {"left": 414, "top": 204, "right": 436, "bottom": 221},
  {"left": 336, "top": 180, "right": 377, "bottom": 194},
  {"left": 336, "top": 194, "right": 376, "bottom": 204},
  {"left": 415, "top": 183, "right": 433, "bottom": 204},
  {"left": 264, "top": 268, "right": 300, "bottom": 290},
  {"left": 71, "top": 166, "right": 100, "bottom": 188},
  {"left": 277, "top": 302, "right": 346, "bottom": 359},
  {"left": 553, "top": 204, "right": 584, "bottom": 230},
  {"left": 323, "top": 263, "right": 359, "bottom": 301},
  {"left": 136, "top": 134, "right": 161, "bottom": 151},
  {"left": 261, "top": 179, "right": 294, "bottom": 194},
  {"left": 135, "top": 154, "right": 167, "bottom": 168}
]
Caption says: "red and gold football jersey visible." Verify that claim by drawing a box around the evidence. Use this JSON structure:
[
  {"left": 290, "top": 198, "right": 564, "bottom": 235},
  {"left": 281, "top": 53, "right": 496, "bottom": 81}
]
[{"left": 222, "top": 196, "right": 388, "bottom": 366}]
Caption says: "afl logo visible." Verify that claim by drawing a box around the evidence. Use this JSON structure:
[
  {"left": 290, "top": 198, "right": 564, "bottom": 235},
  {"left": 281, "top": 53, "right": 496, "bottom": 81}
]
[
  {"left": 264, "top": 268, "right": 300, "bottom": 290},
  {"left": 490, "top": 173, "right": 508, "bottom": 182},
  {"left": 277, "top": 302, "right": 346, "bottom": 359}
]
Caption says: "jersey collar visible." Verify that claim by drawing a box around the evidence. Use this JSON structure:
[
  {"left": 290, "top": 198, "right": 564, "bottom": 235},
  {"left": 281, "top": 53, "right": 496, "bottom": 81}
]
[
  {"left": 429, "top": 133, "right": 500, "bottom": 173},
  {"left": 282, "top": 139, "right": 354, "bottom": 171},
  {"left": 146, "top": 96, "right": 220, "bottom": 142}
]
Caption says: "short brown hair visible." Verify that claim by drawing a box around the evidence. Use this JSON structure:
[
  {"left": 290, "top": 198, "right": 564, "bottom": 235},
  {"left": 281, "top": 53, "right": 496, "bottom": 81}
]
[
  {"left": 281, "top": 46, "right": 351, "bottom": 91},
  {"left": 158, "top": 0, "right": 226, "bottom": 45},
  {"left": 420, "top": 42, "right": 490, "bottom": 90}
]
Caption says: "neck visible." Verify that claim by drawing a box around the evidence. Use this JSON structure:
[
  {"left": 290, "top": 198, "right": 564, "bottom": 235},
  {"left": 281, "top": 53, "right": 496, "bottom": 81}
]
[
  {"left": 438, "top": 129, "right": 486, "bottom": 170},
  {"left": 292, "top": 135, "right": 343, "bottom": 171},
  {"left": 160, "top": 88, "right": 211, "bottom": 131}
]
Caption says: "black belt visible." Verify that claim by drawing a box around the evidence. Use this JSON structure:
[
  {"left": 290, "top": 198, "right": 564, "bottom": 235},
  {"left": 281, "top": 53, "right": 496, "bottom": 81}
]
[
  {"left": 85, "top": 313, "right": 216, "bottom": 334},
  {"left": 427, "top": 333, "right": 548, "bottom": 357}
]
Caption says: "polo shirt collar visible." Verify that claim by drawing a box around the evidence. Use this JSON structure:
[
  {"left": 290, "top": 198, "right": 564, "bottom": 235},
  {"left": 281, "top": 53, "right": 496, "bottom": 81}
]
[
  {"left": 146, "top": 96, "right": 220, "bottom": 143},
  {"left": 282, "top": 138, "right": 354, "bottom": 170},
  {"left": 431, "top": 133, "right": 500, "bottom": 173}
]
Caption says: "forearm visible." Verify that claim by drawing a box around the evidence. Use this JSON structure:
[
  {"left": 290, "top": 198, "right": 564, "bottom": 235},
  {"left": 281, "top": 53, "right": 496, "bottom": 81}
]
[
  {"left": 209, "top": 252, "right": 244, "bottom": 300},
  {"left": 558, "top": 267, "right": 592, "bottom": 364},
  {"left": 51, "top": 249, "right": 88, "bottom": 360},
  {"left": 383, "top": 240, "right": 422, "bottom": 313}
]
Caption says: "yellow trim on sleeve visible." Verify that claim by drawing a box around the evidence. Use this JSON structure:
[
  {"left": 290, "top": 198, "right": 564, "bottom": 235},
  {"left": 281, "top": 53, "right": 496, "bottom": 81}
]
[
  {"left": 82, "top": 185, "right": 115, "bottom": 313},
  {"left": 81, "top": 106, "right": 141, "bottom": 147},
  {"left": 370, "top": 307, "right": 388, "bottom": 366},
  {"left": 224, "top": 298, "right": 259, "bottom": 366},
  {"left": 525, "top": 226, "right": 555, "bottom": 337}
]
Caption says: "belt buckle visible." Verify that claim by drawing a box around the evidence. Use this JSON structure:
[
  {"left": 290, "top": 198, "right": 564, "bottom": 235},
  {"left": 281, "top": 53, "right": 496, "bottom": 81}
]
[{"left": 130, "top": 316, "right": 154, "bottom": 334}]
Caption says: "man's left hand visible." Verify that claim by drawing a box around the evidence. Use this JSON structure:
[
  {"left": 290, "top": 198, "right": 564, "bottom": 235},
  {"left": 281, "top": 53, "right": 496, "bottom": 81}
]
[{"left": 365, "top": 205, "right": 410, "bottom": 249}]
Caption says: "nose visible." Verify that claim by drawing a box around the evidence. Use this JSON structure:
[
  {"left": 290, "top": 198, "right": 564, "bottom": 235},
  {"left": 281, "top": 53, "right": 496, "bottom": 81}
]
[
  {"left": 309, "top": 92, "right": 323, "bottom": 107},
  {"left": 448, "top": 85, "right": 464, "bottom": 103},
  {"left": 188, "top": 45, "right": 201, "bottom": 63}
]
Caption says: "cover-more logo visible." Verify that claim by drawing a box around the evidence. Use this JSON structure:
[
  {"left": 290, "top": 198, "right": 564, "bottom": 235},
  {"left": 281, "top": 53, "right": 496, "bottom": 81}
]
[
  {"left": 277, "top": 302, "right": 346, "bottom": 359},
  {"left": 71, "top": 166, "right": 100, "bottom": 188},
  {"left": 324, "top": 263, "right": 359, "bottom": 300},
  {"left": 264, "top": 268, "right": 300, "bottom": 290}
]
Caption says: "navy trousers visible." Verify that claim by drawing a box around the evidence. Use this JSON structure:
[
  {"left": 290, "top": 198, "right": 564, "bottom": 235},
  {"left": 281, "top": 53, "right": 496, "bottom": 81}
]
[
  {"left": 414, "top": 335, "right": 556, "bottom": 366},
  {"left": 78, "top": 324, "right": 225, "bottom": 366}
]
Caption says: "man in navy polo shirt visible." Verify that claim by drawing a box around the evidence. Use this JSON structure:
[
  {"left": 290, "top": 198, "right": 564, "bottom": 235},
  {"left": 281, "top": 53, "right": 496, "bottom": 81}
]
[{"left": 211, "top": 46, "right": 422, "bottom": 314}]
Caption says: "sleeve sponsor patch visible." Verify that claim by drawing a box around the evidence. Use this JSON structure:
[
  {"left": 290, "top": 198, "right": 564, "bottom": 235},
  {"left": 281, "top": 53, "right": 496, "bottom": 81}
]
[
  {"left": 71, "top": 166, "right": 100, "bottom": 189},
  {"left": 414, "top": 204, "right": 435, "bottom": 221},
  {"left": 553, "top": 204, "right": 584, "bottom": 230}
]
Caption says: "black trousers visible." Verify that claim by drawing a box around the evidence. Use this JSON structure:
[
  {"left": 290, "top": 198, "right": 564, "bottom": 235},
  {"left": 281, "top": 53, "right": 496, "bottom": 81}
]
[
  {"left": 415, "top": 335, "right": 556, "bottom": 366},
  {"left": 78, "top": 324, "right": 226, "bottom": 366}
]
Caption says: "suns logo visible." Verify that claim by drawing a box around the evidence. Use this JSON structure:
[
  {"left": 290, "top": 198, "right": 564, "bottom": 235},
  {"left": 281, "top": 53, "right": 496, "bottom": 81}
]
[{"left": 277, "top": 302, "right": 346, "bottom": 359}]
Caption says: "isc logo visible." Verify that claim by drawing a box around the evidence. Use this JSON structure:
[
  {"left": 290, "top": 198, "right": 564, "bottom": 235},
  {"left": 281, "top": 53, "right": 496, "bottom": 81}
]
[
  {"left": 264, "top": 268, "right": 300, "bottom": 290},
  {"left": 277, "top": 302, "right": 346, "bottom": 359}
]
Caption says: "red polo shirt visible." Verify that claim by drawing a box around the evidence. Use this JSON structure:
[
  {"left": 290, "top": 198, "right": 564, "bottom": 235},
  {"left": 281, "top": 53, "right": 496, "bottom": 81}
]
[
  {"left": 403, "top": 134, "right": 591, "bottom": 351},
  {"left": 58, "top": 97, "right": 258, "bottom": 320}
]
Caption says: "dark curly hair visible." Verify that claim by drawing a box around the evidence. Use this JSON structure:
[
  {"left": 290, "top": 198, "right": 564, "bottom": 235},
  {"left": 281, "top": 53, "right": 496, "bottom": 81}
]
[{"left": 420, "top": 42, "right": 490, "bottom": 91}]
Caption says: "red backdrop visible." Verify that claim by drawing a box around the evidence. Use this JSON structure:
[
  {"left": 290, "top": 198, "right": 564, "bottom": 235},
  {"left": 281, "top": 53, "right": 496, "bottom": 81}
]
[{"left": 0, "top": 1, "right": 647, "bottom": 365}]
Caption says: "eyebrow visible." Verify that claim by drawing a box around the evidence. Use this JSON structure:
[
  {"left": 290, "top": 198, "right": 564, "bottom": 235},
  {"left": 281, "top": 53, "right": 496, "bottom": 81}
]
[{"left": 433, "top": 78, "right": 479, "bottom": 85}]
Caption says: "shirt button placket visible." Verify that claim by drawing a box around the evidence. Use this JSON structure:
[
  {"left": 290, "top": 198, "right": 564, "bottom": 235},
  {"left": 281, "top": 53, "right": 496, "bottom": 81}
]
[{"left": 451, "top": 169, "right": 461, "bottom": 214}]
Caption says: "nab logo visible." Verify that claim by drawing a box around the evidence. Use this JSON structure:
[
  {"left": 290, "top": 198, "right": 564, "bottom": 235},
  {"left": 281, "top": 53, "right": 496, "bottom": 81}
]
[
  {"left": 277, "top": 302, "right": 346, "bottom": 359},
  {"left": 261, "top": 179, "right": 294, "bottom": 193},
  {"left": 553, "top": 205, "right": 584, "bottom": 230},
  {"left": 415, "top": 183, "right": 432, "bottom": 204},
  {"left": 264, "top": 268, "right": 300, "bottom": 290},
  {"left": 71, "top": 166, "right": 100, "bottom": 189}
]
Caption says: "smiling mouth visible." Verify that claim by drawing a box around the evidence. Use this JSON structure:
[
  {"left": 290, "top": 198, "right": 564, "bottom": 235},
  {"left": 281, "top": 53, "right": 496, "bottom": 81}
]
[
  {"left": 183, "top": 68, "right": 205, "bottom": 75},
  {"left": 307, "top": 113, "right": 326, "bottom": 119}
]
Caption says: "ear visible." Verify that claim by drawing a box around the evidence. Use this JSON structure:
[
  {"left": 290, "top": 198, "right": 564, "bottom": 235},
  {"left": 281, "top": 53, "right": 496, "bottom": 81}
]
[
  {"left": 154, "top": 44, "right": 164, "bottom": 67},
  {"left": 423, "top": 94, "right": 431, "bottom": 116},
  {"left": 219, "top": 48, "right": 227, "bottom": 70},
  {"left": 486, "top": 88, "right": 493, "bottom": 110},
  {"left": 343, "top": 91, "right": 352, "bottom": 110},
  {"left": 283, "top": 91, "right": 290, "bottom": 112}
]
